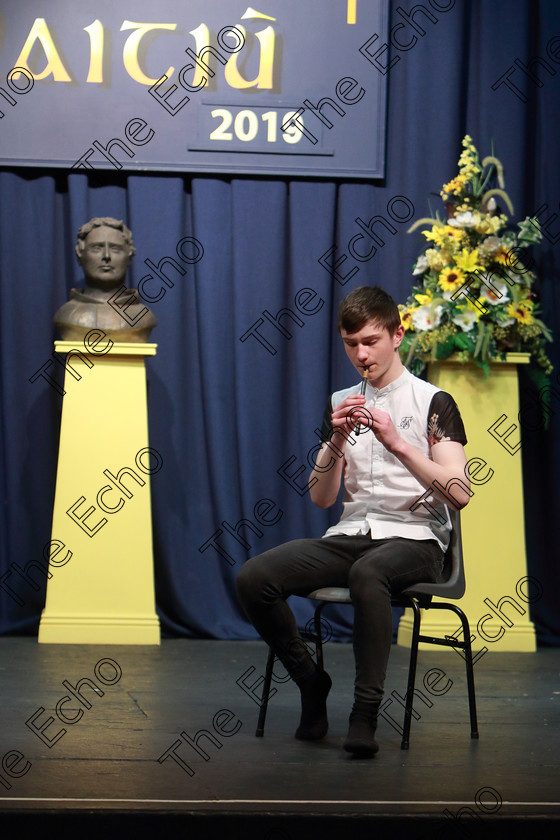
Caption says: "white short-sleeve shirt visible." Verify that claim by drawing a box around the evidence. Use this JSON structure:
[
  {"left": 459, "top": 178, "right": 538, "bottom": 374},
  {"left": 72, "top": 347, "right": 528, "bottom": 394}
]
[{"left": 321, "top": 367, "right": 467, "bottom": 551}]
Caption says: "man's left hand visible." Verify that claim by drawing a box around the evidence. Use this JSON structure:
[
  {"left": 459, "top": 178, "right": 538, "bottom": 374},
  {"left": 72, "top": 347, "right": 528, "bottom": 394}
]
[{"left": 360, "top": 407, "right": 402, "bottom": 453}]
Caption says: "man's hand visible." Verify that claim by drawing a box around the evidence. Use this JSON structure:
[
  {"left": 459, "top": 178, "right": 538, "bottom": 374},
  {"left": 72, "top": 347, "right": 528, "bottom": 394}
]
[
  {"left": 331, "top": 397, "right": 403, "bottom": 454},
  {"left": 361, "top": 407, "right": 402, "bottom": 453},
  {"left": 330, "top": 394, "right": 369, "bottom": 440}
]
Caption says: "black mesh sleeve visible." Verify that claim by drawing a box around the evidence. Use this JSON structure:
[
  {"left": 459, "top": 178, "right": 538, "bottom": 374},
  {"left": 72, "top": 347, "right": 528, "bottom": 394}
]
[
  {"left": 426, "top": 391, "right": 467, "bottom": 446},
  {"left": 319, "top": 397, "right": 334, "bottom": 442}
]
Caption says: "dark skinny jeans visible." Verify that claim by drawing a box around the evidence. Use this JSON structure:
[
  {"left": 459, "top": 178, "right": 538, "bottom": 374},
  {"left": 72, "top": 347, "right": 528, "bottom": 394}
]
[{"left": 236, "top": 534, "right": 444, "bottom": 704}]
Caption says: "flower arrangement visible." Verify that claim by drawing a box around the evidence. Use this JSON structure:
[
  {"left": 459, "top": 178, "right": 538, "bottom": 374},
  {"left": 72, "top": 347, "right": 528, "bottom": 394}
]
[{"left": 399, "top": 135, "right": 553, "bottom": 381}]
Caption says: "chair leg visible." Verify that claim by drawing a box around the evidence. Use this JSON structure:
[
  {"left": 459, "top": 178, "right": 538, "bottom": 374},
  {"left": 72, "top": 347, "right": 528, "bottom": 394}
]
[
  {"left": 453, "top": 605, "right": 479, "bottom": 739},
  {"left": 255, "top": 646, "right": 276, "bottom": 737},
  {"left": 313, "top": 602, "right": 326, "bottom": 671},
  {"left": 430, "top": 602, "right": 480, "bottom": 740},
  {"left": 401, "top": 598, "right": 422, "bottom": 750},
  {"left": 255, "top": 608, "right": 325, "bottom": 738}
]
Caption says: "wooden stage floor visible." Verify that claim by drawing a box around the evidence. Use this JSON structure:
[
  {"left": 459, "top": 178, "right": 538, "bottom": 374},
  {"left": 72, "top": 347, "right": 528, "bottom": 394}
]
[{"left": 0, "top": 636, "right": 558, "bottom": 838}]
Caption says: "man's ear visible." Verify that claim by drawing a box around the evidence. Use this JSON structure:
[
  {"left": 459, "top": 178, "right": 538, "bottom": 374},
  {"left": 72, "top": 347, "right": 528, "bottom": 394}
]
[{"left": 393, "top": 324, "right": 405, "bottom": 348}]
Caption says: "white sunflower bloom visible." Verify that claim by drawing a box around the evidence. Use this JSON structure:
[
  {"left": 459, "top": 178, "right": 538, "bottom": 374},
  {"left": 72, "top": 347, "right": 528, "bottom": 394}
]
[
  {"left": 413, "top": 254, "right": 429, "bottom": 275},
  {"left": 480, "top": 279, "right": 511, "bottom": 306},
  {"left": 411, "top": 305, "right": 443, "bottom": 331},
  {"left": 452, "top": 310, "right": 478, "bottom": 331},
  {"left": 481, "top": 235, "right": 501, "bottom": 254},
  {"left": 448, "top": 210, "right": 480, "bottom": 229}
]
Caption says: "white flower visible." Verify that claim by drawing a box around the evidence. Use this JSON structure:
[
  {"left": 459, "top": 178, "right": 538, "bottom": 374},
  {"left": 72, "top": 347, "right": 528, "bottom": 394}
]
[
  {"left": 449, "top": 210, "right": 480, "bottom": 229},
  {"left": 452, "top": 310, "right": 478, "bottom": 331},
  {"left": 480, "top": 279, "right": 511, "bottom": 305},
  {"left": 413, "top": 254, "right": 429, "bottom": 275},
  {"left": 481, "top": 236, "right": 501, "bottom": 254},
  {"left": 411, "top": 305, "right": 443, "bottom": 331},
  {"left": 443, "top": 289, "right": 463, "bottom": 302}
]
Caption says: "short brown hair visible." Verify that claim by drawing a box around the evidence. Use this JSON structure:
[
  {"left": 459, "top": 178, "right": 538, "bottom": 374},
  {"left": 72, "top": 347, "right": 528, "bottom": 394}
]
[{"left": 337, "top": 286, "right": 401, "bottom": 335}]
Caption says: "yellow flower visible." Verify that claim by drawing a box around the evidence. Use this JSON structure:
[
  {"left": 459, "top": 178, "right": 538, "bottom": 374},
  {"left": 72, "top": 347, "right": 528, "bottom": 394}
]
[
  {"left": 425, "top": 248, "right": 445, "bottom": 272},
  {"left": 438, "top": 267, "right": 465, "bottom": 291},
  {"left": 423, "top": 224, "right": 446, "bottom": 244},
  {"left": 413, "top": 289, "right": 434, "bottom": 306},
  {"left": 398, "top": 305, "right": 416, "bottom": 331},
  {"left": 445, "top": 225, "right": 466, "bottom": 242},
  {"left": 424, "top": 225, "right": 465, "bottom": 249},
  {"left": 506, "top": 300, "right": 534, "bottom": 324},
  {"left": 454, "top": 248, "right": 485, "bottom": 274},
  {"left": 440, "top": 136, "right": 483, "bottom": 199},
  {"left": 441, "top": 174, "right": 469, "bottom": 198},
  {"left": 474, "top": 219, "right": 493, "bottom": 235},
  {"left": 492, "top": 246, "right": 512, "bottom": 265},
  {"left": 475, "top": 215, "right": 505, "bottom": 235}
]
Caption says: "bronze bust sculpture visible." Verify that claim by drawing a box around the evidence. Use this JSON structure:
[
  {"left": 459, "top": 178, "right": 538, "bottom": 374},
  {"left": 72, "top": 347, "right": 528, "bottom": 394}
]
[{"left": 54, "top": 217, "right": 157, "bottom": 342}]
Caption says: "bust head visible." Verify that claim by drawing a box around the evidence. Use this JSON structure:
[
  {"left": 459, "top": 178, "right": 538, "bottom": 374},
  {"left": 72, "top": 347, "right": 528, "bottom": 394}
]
[
  {"left": 75, "top": 217, "right": 136, "bottom": 289},
  {"left": 54, "top": 216, "right": 156, "bottom": 342}
]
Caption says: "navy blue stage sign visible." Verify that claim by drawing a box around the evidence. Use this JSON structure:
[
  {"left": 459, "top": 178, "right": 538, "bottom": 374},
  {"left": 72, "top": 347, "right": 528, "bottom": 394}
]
[{"left": 0, "top": 1, "right": 389, "bottom": 178}]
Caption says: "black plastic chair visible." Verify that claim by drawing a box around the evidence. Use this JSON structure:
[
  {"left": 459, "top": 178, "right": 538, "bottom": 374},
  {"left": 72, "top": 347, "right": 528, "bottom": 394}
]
[{"left": 255, "top": 510, "right": 479, "bottom": 749}]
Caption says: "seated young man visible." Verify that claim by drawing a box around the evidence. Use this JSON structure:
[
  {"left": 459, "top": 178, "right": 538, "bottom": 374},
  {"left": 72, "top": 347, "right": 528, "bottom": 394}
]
[{"left": 236, "top": 286, "right": 470, "bottom": 756}]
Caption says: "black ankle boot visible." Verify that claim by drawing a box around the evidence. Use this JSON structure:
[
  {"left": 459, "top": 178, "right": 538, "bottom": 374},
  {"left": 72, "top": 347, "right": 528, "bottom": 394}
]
[
  {"left": 343, "top": 701, "right": 380, "bottom": 757},
  {"left": 294, "top": 669, "right": 332, "bottom": 741}
]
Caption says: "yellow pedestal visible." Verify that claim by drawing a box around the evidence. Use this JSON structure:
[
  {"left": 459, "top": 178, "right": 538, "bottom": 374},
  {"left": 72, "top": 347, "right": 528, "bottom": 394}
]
[
  {"left": 39, "top": 341, "right": 160, "bottom": 644},
  {"left": 397, "top": 354, "right": 537, "bottom": 653}
]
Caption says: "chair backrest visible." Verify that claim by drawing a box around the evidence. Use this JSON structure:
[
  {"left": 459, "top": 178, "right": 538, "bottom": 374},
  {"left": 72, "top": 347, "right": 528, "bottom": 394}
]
[{"left": 401, "top": 508, "right": 465, "bottom": 600}]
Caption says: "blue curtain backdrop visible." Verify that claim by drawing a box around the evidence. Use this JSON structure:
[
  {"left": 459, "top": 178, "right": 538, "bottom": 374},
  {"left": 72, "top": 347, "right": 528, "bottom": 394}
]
[{"left": 1, "top": 0, "right": 559, "bottom": 644}]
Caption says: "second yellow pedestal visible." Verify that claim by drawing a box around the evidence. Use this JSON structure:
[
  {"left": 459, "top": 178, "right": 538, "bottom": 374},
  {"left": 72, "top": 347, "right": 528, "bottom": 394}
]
[{"left": 397, "top": 355, "right": 537, "bottom": 653}]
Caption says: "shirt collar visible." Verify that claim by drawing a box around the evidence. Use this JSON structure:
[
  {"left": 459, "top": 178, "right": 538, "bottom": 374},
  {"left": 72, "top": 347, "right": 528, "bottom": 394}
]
[{"left": 366, "top": 366, "right": 410, "bottom": 397}]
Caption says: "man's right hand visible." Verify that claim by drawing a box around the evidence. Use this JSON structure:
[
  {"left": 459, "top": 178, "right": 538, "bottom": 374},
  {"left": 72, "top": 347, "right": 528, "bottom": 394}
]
[
  {"left": 309, "top": 395, "right": 369, "bottom": 508},
  {"left": 331, "top": 394, "right": 371, "bottom": 444}
]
